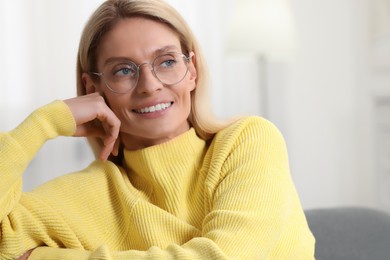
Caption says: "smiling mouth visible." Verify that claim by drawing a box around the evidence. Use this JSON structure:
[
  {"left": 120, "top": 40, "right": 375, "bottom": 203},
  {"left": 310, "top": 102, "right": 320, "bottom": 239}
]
[{"left": 133, "top": 102, "right": 173, "bottom": 114}]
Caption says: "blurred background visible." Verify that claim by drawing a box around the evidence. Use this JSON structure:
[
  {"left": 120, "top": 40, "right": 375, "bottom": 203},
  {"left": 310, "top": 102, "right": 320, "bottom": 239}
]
[{"left": 1, "top": 0, "right": 390, "bottom": 213}]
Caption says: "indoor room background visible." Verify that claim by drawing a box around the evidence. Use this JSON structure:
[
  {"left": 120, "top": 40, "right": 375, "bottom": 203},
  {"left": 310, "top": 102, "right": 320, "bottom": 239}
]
[{"left": 1, "top": 0, "right": 389, "bottom": 213}]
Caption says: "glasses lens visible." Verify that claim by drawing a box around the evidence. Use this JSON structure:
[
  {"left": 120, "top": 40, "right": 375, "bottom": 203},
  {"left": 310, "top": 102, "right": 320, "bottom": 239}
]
[
  {"left": 153, "top": 53, "right": 189, "bottom": 85},
  {"left": 104, "top": 62, "right": 138, "bottom": 93}
]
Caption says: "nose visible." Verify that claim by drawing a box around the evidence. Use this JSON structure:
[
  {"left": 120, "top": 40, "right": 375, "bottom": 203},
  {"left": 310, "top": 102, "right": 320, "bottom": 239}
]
[{"left": 135, "top": 63, "right": 163, "bottom": 95}]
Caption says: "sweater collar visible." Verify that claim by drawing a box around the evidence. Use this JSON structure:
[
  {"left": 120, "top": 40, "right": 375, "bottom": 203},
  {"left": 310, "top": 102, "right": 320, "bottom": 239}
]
[{"left": 123, "top": 128, "right": 206, "bottom": 182}]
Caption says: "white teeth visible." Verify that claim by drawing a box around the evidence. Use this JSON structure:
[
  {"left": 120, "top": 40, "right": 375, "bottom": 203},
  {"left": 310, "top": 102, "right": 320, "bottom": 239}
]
[{"left": 136, "top": 102, "right": 172, "bottom": 114}]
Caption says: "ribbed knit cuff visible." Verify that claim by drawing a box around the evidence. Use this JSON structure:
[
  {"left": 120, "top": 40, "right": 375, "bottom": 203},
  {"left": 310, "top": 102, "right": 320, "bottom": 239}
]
[{"left": 8, "top": 100, "right": 76, "bottom": 162}]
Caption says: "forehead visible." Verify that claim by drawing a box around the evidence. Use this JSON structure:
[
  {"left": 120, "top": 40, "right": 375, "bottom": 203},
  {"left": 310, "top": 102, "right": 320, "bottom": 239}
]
[{"left": 97, "top": 17, "right": 182, "bottom": 66}]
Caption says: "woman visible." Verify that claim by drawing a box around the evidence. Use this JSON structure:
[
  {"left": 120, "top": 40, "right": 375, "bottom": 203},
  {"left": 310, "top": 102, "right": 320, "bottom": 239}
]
[{"left": 0, "top": 0, "right": 315, "bottom": 259}]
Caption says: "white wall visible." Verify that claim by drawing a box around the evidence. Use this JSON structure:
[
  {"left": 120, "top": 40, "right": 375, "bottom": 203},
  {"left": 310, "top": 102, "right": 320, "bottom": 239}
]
[
  {"left": 1, "top": 0, "right": 388, "bottom": 212},
  {"left": 284, "top": 0, "right": 365, "bottom": 208},
  {"left": 221, "top": 0, "right": 390, "bottom": 211}
]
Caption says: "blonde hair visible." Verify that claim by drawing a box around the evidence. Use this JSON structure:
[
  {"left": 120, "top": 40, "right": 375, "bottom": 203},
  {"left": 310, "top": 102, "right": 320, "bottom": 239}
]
[{"left": 76, "top": 0, "right": 231, "bottom": 159}]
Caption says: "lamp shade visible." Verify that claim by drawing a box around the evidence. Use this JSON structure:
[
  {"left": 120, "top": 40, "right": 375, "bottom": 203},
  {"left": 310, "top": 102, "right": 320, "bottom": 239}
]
[{"left": 226, "top": 0, "right": 297, "bottom": 61}]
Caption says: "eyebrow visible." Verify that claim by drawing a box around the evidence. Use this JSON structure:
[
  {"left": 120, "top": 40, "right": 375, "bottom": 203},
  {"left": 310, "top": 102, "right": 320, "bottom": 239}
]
[{"left": 103, "top": 45, "right": 180, "bottom": 66}]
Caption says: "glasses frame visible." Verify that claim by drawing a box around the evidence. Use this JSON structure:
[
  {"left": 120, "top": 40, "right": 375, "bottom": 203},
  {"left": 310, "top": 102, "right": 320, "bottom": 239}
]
[{"left": 90, "top": 52, "right": 192, "bottom": 94}]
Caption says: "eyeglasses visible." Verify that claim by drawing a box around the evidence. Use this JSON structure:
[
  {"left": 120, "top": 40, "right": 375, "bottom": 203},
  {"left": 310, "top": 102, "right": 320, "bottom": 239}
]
[{"left": 91, "top": 52, "right": 191, "bottom": 94}]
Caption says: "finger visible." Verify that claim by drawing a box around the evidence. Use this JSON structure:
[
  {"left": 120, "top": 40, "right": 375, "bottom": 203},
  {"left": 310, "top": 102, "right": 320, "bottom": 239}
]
[
  {"left": 73, "top": 123, "right": 106, "bottom": 138},
  {"left": 99, "top": 142, "right": 114, "bottom": 161},
  {"left": 100, "top": 124, "right": 120, "bottom": 161},
  {"left": 96, "top": 110, "right": 121, "bottom": 146},
  {"left": 74, "top": 114, "right": 119, "bottom": 161},
  {"left": 112, "top": 136, "right": 121, "bottom": 156},
  {"left": 64, "top": 93, "right": 121, "bottom": 161},
  {"left": 18, "top": 248, "right": 34, "bottom": 260},
  {"left": 99, "top": 147, "right": 109, "bottom": 161}
]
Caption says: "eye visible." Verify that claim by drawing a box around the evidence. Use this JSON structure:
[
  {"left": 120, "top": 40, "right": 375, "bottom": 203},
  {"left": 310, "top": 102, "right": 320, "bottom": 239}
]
[
  {"left": 112, "top": 63, "right": 137, "bottom": 77},
  {"left": 155, "top": 54, "right": 179, "bottom": 69},
  {"left": 160, "top": 59, "right": 177, "bottom": 68}
]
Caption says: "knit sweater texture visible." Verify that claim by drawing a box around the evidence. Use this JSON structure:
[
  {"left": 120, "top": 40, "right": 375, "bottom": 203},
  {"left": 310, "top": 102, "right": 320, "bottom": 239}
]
[{"left": 0, "top": 101, "right": 315, "bottom": 259}]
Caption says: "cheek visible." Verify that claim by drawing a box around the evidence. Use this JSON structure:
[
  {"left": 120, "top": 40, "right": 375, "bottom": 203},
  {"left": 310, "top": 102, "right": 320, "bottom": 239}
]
[
  {"left": 182, "top": 90, "right": 193, "bottom": 114},
  {"left": 113, "top": 108, "right": 133, "bottom": 130},
  {"left": 180, "top": 75, "right": 196, "bottom": 95},
  {"left": 102, "top": 94, "right": 130, "bottom": 118},
  {"left": 177, "top": 83, "right": 193, "bottom": 102},
  {"left": 188, "top": 81, "right": 196, "bottom": 92},
  {"left": 180, "top": 79, "right": 195, "bottom": 106}
]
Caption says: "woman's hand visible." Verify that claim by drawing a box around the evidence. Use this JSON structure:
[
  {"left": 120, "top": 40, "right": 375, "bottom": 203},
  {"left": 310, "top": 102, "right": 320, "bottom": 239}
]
[
  {"left": 64, "top": 93, "right": 121, "bottom": 161},
  {"left": 17, "top": 249, "right": 34, "bottom": 260}
]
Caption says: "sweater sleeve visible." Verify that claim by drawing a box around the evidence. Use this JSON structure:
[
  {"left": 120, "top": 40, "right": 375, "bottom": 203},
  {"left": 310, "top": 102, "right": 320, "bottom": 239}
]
[
  {"left": 0, "top": 101, "right": 76, "bottom": 257},
  {"left": 28, "top": 117, "right": 315, "bottom": 259},
  {"left": 202, "top": 117, "right": 315, "bottom": 258}
]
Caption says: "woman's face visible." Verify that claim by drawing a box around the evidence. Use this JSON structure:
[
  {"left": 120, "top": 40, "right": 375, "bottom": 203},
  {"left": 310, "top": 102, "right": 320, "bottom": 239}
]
[{"left": 85, "top": 17, "right": 197, "bottom": 150}]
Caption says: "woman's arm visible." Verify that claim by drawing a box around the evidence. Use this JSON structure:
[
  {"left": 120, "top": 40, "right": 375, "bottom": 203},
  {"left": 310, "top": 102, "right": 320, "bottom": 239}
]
[
  {"left": 0, "top": 100, "right": 76, "bottom": 258},
  {"left": 0, "top": 101, "right": 76, "bottom": 221},
  {"left": 0, "top": 93, "right": 121, "bottom": 259}
]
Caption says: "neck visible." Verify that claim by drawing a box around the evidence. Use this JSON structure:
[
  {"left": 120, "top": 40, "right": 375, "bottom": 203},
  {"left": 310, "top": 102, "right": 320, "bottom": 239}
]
[{"left": 120, "top": 124, "right": 191, "bottom": 151}]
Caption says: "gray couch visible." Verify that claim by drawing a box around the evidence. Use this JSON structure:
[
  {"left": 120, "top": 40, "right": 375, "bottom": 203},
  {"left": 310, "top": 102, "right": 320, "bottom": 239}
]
[{"left": 305, "top": 207, "right": 390, "bottom": 260}]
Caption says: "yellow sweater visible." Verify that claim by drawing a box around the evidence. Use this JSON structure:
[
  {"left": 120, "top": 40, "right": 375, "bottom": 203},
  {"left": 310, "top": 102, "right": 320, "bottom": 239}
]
[{"left": 0, "top": 101, "right": 315, "bottom": 259}]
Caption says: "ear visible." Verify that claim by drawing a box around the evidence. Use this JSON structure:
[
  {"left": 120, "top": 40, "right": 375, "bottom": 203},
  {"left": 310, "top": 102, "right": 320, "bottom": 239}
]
[
  {"left": 82, "top": 72, "right": 98, "bottom": 95},
  {"left": 188, "top": 52, "right": 197, "bottom": 89},
  {"left": 188, "top": 52, "right": 197, "bottom": 79}
]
